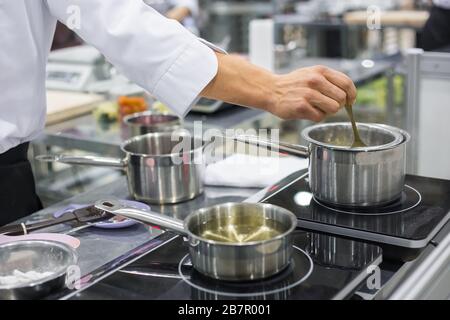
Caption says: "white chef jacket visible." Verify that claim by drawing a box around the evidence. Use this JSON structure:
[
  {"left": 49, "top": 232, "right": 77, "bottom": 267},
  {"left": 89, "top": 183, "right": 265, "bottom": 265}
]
[
  {"left": 0, "top": 0, "right": 218, "bottom": 154},
  {"left": 144, "top": 0, "right": 199, "bottom": 34}
]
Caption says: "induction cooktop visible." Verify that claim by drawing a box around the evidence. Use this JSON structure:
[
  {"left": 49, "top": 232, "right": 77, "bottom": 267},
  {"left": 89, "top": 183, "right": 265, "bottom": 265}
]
[
  {"left": 248, "top": 169, "right": 450, "bottom": 250},
  {"left": 65, "top": 230, "right": 382, "bottom": 300}
]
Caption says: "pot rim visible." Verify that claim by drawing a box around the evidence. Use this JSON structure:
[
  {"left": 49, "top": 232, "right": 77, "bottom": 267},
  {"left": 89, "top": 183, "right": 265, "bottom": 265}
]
[
  {"left": 120, "top": 131, "right": 208, "bottom": 158},
  {"left": 183, "top": 202, "right": 298, "bottom": 247},
  {"left": 301, "top": 122, "right": 407, "bottom": 152},
  {"left": 0, "top": 240, "right": 77, "bottom": 290},
  {"left": 123, "top": 111, "right": 181, "bottom": 129}
]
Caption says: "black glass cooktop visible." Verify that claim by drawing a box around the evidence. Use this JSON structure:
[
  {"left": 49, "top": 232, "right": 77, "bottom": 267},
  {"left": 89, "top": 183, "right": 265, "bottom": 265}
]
[
  {"left": 258, "top": 170, "right": 450, "bottom": 248},
  {"left": 69, "top": 231, "right": 382, "bottom": 300}
]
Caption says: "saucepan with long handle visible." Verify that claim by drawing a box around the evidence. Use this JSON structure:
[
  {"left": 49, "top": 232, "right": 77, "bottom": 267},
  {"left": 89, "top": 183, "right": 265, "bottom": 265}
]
[
  {"left": 94, "top": 200, "right": 298, "bottom": 282},
  {"left": 229, "top": 123, "right": 409, "bottom": 207},
  {"left": 37, "top": 132, "right": 207, "bottom": 204}
]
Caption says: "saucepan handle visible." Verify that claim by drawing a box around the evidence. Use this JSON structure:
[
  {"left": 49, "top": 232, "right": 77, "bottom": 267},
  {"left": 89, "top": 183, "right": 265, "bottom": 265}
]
[
  {"left": 226, "top": 134, "right": 310, "bottom": 158},
  {"left": 94, "top": 200, "right": 187, "bottom": 236},
  {"left": 36, "top": 155, "right": 126, "bottom": 168}
]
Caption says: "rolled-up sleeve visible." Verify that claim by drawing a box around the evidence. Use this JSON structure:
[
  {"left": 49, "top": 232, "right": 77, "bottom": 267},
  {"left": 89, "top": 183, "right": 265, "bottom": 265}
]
[{"left": 45, "top": 0, "right": 218, "bottom": 117}]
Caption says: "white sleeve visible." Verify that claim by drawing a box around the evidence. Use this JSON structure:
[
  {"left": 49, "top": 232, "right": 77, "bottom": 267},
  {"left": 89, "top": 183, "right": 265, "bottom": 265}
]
[{"left": 45, "top": 0, "right": 217, "bottom": 117}]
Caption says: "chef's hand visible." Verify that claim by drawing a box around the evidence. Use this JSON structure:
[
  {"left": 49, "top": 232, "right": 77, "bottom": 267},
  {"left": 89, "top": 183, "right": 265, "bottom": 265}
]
[
  {"left": 201, "top": 53, "right": 357, "bottom": 122},
  {"left": 268, "top": 66, "right": 357, "bottom": 121},
  {"left": 166, "top": 6, "right": 191, "bottom": 22}
]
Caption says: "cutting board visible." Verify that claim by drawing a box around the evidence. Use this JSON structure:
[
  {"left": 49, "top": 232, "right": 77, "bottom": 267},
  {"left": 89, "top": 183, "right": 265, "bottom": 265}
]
[
  {"left": 46, "top": 90, "right": 104, "bottom": 126},
  {"left": 344, "top": 10, "right": 429, "bottom": 29}
]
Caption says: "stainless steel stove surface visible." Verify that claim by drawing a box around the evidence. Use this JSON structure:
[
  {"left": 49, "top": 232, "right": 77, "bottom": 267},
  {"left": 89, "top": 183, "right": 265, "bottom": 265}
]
[
  {"left": 67, "top": 231, "right": 382, "bottom": 300},
  {"left": 251, "top": 169, "right": 450, "bottom": 254}
]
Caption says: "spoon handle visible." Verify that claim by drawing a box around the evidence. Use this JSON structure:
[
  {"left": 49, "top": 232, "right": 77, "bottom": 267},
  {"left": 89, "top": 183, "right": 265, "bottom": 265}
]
[{"left": 345, "top": 105, "right": 366, "bottom": 147}]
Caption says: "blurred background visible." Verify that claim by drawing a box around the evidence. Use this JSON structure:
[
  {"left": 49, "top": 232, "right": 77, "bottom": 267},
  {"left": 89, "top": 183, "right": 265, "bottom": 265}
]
[{"left": 36, "top": 0, "right": 450, "bottom": 205}]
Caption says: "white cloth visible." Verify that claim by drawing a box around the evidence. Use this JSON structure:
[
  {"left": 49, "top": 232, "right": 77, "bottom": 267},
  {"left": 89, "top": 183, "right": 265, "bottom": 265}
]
[
  {"left": 204, "top": 154, "right": 309, "bottom": 189},
  {"left": 0, "top": 0, "right": 218, "bottom": 154}
]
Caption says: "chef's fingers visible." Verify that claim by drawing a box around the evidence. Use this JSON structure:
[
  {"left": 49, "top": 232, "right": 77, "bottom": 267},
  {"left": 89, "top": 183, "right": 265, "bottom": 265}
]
[
  {"left": 297, "top": 100, "right": 327, "bottom": 122},
  {"left": 320, "top": 67, "right": 357, "bottom": 105},
  {"left": 316, "top": 80, "right": 348, "bottom": 108},
  {"left": 304, "top": 88, "right": 341, "bottom": 114}
]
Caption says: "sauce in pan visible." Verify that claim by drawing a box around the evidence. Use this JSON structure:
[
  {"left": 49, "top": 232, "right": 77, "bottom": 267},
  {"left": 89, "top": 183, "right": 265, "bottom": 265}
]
[{"left": 195, "top": 219, "right": 285, "bottom": 243}]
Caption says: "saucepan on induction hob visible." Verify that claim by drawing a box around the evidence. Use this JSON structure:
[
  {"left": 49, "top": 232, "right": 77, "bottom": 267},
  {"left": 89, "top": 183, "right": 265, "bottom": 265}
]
[
  {"left": 94, "top": 200, "right": 298, "bottom": 282},
  {"left": 36, "top": 132, "right": 207, "bottom": 205},
  {"left": 231, "top": 123, "right": 410, "bottom": 208}
]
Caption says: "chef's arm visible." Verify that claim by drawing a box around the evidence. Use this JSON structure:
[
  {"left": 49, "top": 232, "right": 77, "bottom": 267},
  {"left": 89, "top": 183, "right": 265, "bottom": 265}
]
[
  {"left": 166, "top": 0, "right": 198, "bottom": 22},
  {"left": 166, "top": 7, "right": 191, "bottom": 22},
  {"left": 201, "top": 53, "right": 357, "bottom": 121},
  {"left": 45, "top": 0, "right": 355, "bottom": 121}
]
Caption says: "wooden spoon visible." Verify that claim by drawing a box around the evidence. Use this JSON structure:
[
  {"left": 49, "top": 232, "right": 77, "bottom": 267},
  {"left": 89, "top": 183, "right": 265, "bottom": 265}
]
[{"left": 344, "top": 104, "right": 367, "bottom": 148}]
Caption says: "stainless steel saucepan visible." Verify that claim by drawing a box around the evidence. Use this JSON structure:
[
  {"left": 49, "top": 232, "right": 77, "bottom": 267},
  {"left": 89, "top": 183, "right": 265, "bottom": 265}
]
[
  {"left": 232, "top": 123, "right": 410, "bottom": 207},
  {"left": 37, "top": 132, "right": 206, "bottom": 204},
  {"left": 123, "top": 111, "right": 181, "bottom": 137},
  {"left": 95, "top": 200, "right": 298, "bottom": 281}
]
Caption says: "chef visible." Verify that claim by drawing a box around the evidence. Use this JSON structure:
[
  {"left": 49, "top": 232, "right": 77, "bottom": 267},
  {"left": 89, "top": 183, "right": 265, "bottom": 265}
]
[
  {"left": 420, "top": 0, "right": 450, "bottom": 51},
  {"left": 0, "top": 0, "right": 356, "bottom": 226},
  {"left": 143, "top": 0, "right": 200, "bottom": 34}
]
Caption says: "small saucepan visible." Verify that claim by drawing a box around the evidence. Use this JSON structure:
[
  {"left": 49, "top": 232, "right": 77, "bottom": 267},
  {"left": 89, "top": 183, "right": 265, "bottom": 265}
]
[
  {"left": 95, "top": 200, "right": 298, "bottom": 281},
  {"left": 37, "top": 132, "right": 206, "bottom": 204},
  {"left": 123, "top": 111, "right": 181, "bottom": 137},
  {"left": 232, "top": 123, "right": 410, "bottom": 207}
]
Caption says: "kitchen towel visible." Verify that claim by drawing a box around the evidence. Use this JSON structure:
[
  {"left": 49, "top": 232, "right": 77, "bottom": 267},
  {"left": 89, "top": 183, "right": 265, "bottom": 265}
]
[{"left": 204, "top": 154, "right": 308, "bottom": 188}]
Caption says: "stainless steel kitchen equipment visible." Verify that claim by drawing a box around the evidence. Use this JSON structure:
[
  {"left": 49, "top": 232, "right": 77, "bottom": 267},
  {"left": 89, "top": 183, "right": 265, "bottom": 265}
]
[
  {"left": 123, "top": 111, "right": 181, "bottom": 137},
  {"left": 405, "top": 49, "right": 450, "bottom": 180},
  {"left": 94, "top": 200, "right": 298, "bottom": 281},
  {"left": 303, "top": 123, "right": 409, "bottom": 207},
  {"left": 0, "top": 241, "right": 77, "bottom": 300},
  {"left": 36, "top": 132, "right": 206, "bottom": 204},
  {"left": 37, "top": 122, "right": 408, "bottom": 207},
  {"left": 233, "top": 122, "right": 408, "bottom": 207}
]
